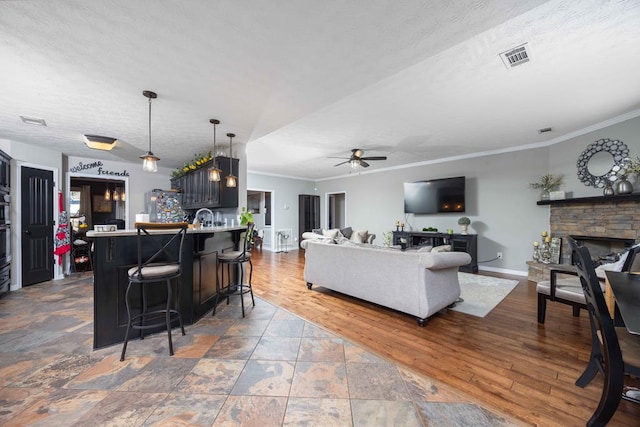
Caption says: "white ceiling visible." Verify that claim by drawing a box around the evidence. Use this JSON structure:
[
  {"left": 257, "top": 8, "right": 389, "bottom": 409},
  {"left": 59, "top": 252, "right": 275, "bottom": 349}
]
[{"left": 1, "top": 0, "right": 639, "bottom": 180}]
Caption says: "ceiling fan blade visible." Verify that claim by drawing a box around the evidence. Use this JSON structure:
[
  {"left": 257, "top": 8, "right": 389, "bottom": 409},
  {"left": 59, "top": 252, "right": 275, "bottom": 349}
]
[
  {"left": 328, "top": 156, "right": 350, "bottom": 160},
  {"left": 360, "top": 160, "right": 370, "bottom": 167},
  {"left": 334, "top": 160, "right": 350, "bottom": 167},
  {"left": 360, "top": 156, "right": 387, "bottom": 161}
]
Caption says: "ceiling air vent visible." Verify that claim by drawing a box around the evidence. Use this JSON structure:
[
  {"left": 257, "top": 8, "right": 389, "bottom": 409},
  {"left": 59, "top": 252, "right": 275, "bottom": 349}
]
[
  {"left": 20, "top": 115, "right": 47, "bottom": 126},
  {"left": 500, "top": 43, "right": 530, "bottom": 68}
]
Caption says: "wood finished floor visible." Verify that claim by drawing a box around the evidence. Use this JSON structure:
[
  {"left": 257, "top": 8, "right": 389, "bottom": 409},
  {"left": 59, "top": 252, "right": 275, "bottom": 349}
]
[{"left": 250, "top": 249, "right": 640, "bottom": 426}]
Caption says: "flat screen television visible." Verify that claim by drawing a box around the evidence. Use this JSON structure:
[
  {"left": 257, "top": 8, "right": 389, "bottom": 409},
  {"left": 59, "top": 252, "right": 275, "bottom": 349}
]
[{"left": 404, "top": 176, "right": 465, "bottom": 214}]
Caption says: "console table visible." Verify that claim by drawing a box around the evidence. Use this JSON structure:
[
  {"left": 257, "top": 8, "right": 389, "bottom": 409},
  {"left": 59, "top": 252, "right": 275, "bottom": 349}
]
[{"left": 392, "top": 231, "right": 478, "bottom": 273}]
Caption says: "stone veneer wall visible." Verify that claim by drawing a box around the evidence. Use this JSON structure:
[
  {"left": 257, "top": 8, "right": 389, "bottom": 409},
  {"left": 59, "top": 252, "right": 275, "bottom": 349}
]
[{"left": 550, "top": 199, "right": 640, "bottom": 265}]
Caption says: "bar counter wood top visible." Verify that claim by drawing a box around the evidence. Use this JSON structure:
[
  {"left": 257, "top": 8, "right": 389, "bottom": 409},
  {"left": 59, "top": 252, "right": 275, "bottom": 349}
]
[{"left": 90, "top": 224, "right": 246, "bottom": 349}]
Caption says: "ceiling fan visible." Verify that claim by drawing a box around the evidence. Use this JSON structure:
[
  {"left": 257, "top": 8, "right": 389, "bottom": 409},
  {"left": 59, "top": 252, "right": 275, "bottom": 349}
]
[{"left": 331, "top": 148, "right": 387, "bottom": 168}]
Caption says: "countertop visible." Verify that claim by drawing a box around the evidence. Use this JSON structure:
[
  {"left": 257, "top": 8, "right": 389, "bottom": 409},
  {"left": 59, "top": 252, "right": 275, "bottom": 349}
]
[{"left": 86, "top": 224, "right": 247, "bottom": 238}]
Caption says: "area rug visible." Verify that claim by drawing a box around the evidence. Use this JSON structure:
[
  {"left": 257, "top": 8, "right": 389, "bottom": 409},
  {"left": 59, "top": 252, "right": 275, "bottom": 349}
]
[{"left": 450, "top": 272, "right": 519, "bottom": 317}]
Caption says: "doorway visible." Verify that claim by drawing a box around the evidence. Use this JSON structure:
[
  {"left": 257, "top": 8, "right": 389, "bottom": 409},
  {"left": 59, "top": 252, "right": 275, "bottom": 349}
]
[
  {"left": 247, "top": 188, "right": 274, "bottom": 251},
  {"left": 326, "top": 192, "right": 346, "bottom": 229},
  {"left": 21, "top": 166, "right": 55, "bottom": 286}
]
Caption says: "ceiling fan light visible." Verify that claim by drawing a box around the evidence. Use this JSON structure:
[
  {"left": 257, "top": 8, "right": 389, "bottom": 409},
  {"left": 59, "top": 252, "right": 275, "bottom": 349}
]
[{"left": 350, "top": 159, "right": 359, "bottom": 169}]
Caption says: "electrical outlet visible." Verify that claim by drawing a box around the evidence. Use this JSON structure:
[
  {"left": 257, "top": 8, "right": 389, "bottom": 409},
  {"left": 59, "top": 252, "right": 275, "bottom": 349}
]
[{"left": 497, "top": 252, "right": 503, "bottom": 259}]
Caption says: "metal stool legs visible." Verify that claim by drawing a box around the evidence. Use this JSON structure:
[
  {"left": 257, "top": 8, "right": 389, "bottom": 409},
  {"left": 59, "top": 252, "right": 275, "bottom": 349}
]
[
  {"left": 120, "top": 278, "right": 185, "bottom": 361},
  {"left": 212, "top": 258, "right": 254, "bottom": 318}
]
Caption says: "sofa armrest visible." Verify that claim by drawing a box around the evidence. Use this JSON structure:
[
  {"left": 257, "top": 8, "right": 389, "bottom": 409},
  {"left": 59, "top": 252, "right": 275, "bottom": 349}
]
[{"left": 418, "top": 252, "right": 472, "bottom": 269}]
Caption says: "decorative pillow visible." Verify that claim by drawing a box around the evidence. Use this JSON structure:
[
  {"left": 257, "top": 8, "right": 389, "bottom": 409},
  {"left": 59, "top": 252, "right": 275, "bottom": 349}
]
[
  {"left": 335, "top": 236, "right": 358, "bottom": 246},
  {"left": 312, "top": 228, "right": 322, "bottom": 235},
  {"left": 322, "top": 228, "right": 341, "bottom": 239},
  {"left": 431, "top": 244, "right": 452, "bottom": 253},
  {"left": 417, "top": 246, "right": 433, "bottom": 253},
  {"left": 339, "top": 226, "right": 353, "bottom": 239},
  {"left": 350, "top": 230, "right": 369, "bottom": 244}
]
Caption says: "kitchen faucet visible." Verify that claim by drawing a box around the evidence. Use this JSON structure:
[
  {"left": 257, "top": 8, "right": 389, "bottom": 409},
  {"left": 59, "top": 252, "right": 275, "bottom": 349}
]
[{"left": 193, "top": 208, "right": 214, "bottom": 227}]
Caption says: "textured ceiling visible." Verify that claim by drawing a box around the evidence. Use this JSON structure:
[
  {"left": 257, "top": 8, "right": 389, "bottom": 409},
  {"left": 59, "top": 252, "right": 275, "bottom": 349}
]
[{"left": 0, "top": 0, "right": 639, "bottom": 180}]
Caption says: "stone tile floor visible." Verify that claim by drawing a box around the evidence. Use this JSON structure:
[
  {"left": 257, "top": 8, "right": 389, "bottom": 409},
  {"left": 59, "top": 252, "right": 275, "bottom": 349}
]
[{"left": 0, "top": 274, "right": 521, "bottom": 426}]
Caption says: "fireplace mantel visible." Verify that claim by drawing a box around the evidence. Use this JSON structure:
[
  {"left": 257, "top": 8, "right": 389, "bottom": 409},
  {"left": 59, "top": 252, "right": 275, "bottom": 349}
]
[{"left": 537, "top": 193, "right": 640, "bottom": 205}]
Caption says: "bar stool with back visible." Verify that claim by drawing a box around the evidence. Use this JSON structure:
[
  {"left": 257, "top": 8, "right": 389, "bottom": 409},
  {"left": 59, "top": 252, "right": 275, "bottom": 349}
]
[
  {"left": 120, "top": 222, "right": 189, "bottom": 361},
  {"left": 213, "top": 223, "right": 255, "bottom": 318}
]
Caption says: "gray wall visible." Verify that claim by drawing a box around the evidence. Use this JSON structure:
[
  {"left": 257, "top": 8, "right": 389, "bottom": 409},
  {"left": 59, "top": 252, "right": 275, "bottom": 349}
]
[
  {"left": 249, "top": 115, "right": 640, "bottom": 275},
  {"left": 247, "top": 173, "right": 316, "bottom": 249}
]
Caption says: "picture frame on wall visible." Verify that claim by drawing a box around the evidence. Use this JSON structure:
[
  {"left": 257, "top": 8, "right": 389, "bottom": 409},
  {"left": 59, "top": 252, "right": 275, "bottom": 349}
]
[{"left": 92, "top": 195, "right": 112, "bottom": 213}]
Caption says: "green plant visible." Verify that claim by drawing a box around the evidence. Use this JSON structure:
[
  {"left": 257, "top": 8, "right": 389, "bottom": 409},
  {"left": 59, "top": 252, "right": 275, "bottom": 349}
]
[
  {"left": 457, "top": 217, "right": 470, "bottom": 225},
  {"left": 529, "top": 174, "right": 564, "bottom": 191},
  {"left": 622, "top": 156, "right": 640, "bottom": 176},
  {"left": 239, "top": 207, "right": 254, "bottom": 225}
]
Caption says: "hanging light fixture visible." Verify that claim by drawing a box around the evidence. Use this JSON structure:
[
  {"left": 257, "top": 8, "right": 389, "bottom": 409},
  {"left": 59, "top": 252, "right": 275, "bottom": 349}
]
[
  {"left": 113, "top": 186, "right": 120, "bottom": 202},
  {"left": 104, "top": 184, "right": 111, "bottom": 201},
  {"left": 140, "top": 90, "right": 160, "bottom": 172},
  {"left": 208, "top": 119, "right": 221, "bottom": 182},
  {"left": 225, "top": 132, "right": 237, "bottom": 188}
]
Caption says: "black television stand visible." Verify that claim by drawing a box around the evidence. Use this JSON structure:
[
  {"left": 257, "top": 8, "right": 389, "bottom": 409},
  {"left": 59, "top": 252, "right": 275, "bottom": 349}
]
[{"left": 392, "top": 231, "right": 478, "bottom": 273}]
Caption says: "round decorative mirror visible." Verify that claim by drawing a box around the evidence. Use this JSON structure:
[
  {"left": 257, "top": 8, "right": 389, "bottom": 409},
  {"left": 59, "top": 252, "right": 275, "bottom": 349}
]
[{"left": 576, "top": 138, "right": 628, "bottom": 188}]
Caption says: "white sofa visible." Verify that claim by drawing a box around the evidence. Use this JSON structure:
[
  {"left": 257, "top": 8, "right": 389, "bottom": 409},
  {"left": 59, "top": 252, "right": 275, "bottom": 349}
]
[{"left": 302, "top": 240, "right": 472, "bottom": 326}]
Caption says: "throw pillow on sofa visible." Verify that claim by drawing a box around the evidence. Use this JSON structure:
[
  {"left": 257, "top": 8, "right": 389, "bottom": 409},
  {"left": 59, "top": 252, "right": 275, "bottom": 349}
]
[
  {"left": 322, "top": 228, "right": 341, "bottom": 239},
  {"left": 350, "top": 230, "right": 369, "bottom": 244},
  {"left": 340, "top": 226, "right": 353, "bottom": 239}
]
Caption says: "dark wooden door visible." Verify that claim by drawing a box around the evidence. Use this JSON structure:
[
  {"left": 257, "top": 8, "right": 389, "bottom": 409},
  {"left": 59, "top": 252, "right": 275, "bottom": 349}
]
[
  {"left": 21, "top": 167, "right": 54, "bottom": 286},
  {"left": 298, "top": 194, "right": 320, "bottom": 247}
]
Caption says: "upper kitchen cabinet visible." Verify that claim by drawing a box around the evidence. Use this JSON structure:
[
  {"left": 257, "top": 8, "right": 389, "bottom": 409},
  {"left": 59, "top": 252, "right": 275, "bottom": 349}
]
[
  {"left": 0, "top": 150, "right": 10, "bottom": 193},
  {"left": 171, "top": 157, "right": 238, "bottom": 209}
]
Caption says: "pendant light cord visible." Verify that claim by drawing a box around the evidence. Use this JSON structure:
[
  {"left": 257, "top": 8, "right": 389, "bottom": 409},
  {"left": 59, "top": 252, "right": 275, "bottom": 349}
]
[{"left": 148, "top": 96, "right": 152, "bottom": 153}]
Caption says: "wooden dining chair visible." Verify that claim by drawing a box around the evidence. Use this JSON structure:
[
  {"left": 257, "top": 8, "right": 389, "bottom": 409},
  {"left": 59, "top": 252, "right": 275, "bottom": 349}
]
[{"left": 569, "top": 238, "right": 640, "bottom": 426}]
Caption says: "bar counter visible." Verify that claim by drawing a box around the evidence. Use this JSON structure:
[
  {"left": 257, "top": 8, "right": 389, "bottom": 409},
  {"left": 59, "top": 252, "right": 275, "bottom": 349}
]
[{"left": 88, "top": 225, "right": 246, "bottom": 349}]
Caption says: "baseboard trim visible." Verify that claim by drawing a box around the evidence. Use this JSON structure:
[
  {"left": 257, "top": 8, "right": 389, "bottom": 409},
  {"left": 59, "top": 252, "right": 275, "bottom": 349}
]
[{"left": 479, "top": 266, "right": 527, "bottom": 277}]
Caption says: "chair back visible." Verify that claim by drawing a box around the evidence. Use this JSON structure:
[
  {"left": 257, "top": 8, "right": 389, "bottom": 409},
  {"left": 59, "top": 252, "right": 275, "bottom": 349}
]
[
  {"left": 622, "top": 245, "right": 640, "bottom": 272},
  {"left": 131, "top": 222, "right": 188, "bottom": 279},
  {"left": 569, "top": 238, "right": 624, "bottom": 386},
  {"left": 241, "top": 223, "right": 255, "bottom": 256}
]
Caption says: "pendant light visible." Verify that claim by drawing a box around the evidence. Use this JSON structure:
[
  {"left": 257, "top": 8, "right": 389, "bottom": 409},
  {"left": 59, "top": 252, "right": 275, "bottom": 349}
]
[
  {"left": 104, "top": 184, "right": 111, "bottom": 201},
  {"left": 225, "top": 133, "right": 237, "bottom": 188},
  {"left": 140, "top": 90, "right": 160, "bottom": 172},
  {"left": 208, "top": 119, "right": 221, "bottom": 182},
  {"left": 113, "top": 186, "right": 120, "bottom": 202}
]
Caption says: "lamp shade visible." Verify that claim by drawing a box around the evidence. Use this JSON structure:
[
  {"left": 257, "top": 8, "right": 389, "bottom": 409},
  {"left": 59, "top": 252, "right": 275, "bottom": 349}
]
[
  {"left": 208, "top": 118, "right": 221, "bottom": 182},
  {"left": 141, "top": 152, "right": 159, "bottom": 172},
  {"left": 141, "top": 90, "right": 159, "bottom": 172},
  {"left": 226, "top": 132, "right": 236, "bottom": 187}
]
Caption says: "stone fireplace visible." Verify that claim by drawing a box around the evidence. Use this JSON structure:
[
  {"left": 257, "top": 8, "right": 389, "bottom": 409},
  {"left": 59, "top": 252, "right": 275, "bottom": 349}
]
[{"left": 528, "top": 194, "right": 640, "bottom": 282}]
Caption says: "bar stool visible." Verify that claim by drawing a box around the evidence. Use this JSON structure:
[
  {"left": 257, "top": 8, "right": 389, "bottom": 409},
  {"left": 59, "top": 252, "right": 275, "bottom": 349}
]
[
  {"left": 120, "top": 222, "right": 188, "bottom": 361},
  {"left": 213, "top": 224, "right": 255, "bottom": 317}
]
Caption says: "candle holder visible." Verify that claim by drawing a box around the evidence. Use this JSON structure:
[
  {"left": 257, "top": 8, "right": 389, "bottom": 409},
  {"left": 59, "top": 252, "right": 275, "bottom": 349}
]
[
  {"left": 532, "top": 245, "right": 541, "bottom": 262},
  {"left": 540, "top": 241, "right": 551, "bottom": 264}
]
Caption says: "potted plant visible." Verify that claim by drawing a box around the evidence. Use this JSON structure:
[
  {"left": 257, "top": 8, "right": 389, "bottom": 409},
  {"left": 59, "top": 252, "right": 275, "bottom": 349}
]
[
  {"left": 239, "top": 207, "right": 254, "bottom": 225},
  {"left": 457, "top": 217, "right": 471, "bottom": 235},
  {"left": 529, "top": 174, "right": 564, "bottom": 200}
]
